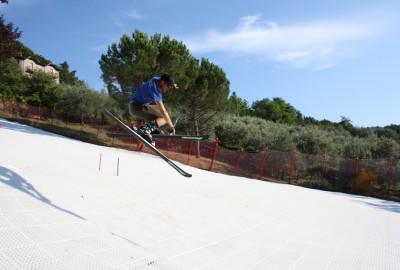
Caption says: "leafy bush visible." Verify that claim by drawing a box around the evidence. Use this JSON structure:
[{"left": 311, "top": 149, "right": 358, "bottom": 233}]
[
  {"left": 215, "top": 115, "right": 279, "bottom": 151},
  {"left": 293, "top": 127, "right": 328, "bottom": 155},
  {"left": 57, "top": 84, "right": 120, "bottom": 117},
  {"left": 214, "top": 115, "right": 400, "bottom": 159}
]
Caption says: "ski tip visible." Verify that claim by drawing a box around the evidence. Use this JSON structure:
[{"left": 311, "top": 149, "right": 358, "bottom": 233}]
[
  {"left": 167, "top": 161, "right": 192, "bottom": 178},
  {"left": 175, "top": 168, "right": 192, "bottom": 178}
]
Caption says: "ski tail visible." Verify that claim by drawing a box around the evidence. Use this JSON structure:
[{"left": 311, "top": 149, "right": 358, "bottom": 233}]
[
  {"left": 154, "top": 134, "right": 209, "bottom": 140},
  {"left": 102, "top": 109, "right": 192, "bottom": 178}
]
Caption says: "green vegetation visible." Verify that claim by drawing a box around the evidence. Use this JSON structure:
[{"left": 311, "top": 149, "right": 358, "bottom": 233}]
[
  {"left": 0, "top": 58, "right": 26, "bottom": 101},
  {"left": 0, "top": 15, "right": 22, "bottom": 62},
  {"left": 215, "top": 115, "right": 400, "bottom": 159}
]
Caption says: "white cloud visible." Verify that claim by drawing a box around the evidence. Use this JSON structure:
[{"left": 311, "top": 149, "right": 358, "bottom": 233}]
[
  {"left": 122, "top": 9, "right": 146, "bottom": 20},
  {"left": 184, "top": 13, "right": 394, "bottom": 70},
  {"left": 112, "top": 9, "right": 146, "bottom": 28}
]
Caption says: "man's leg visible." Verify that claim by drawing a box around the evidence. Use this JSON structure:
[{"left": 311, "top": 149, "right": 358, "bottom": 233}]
[
  {"left": 145, "top": 105, "right": 166, "bottom": 127},
  {"left": 129, "top": 103, "right": 161, "bottom": 145}
]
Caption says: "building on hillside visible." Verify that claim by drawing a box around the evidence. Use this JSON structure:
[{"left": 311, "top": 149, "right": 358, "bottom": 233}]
[{"left": 16, "top": 57, "right": 60, "bottom": 84}]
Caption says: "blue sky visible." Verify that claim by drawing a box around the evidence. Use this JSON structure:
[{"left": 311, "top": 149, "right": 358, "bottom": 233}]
[{"left": 2, "top": 0, "right": 400, "bottom": 127}]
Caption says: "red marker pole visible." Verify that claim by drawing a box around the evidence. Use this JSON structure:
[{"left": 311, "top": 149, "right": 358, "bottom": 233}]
[
  {"left": 187, "top": 140, "right": 193, "bottom": 165},
  {"left": 233, "top": 144, "right": 244, "bottom": 175},
  {"left": 259, "top": 144, "right": 269, "bottom": 179},
  {"left": 289, "top": 144, "right": 297, "bottom": 183},
  {"left": 209, "top": 137, "right": 219, "bottom": 171}
]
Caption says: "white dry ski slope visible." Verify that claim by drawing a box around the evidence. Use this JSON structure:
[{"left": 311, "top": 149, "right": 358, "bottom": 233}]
[{"left": 0, "top": 118, "right": 399, "bottom": 270}]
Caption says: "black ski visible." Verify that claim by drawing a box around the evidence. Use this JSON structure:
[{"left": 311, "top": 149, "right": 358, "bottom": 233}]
[
  {"left": 107, "top": 133, "right": 208, "bottom": 141},
  {"left": 102, "top": 109, "right": 192, "bottom": 178}
]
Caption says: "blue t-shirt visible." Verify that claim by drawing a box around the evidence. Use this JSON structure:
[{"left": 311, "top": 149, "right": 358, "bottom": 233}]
[{"left": 130, "top": 77, "right": 163, "bottom": 105}]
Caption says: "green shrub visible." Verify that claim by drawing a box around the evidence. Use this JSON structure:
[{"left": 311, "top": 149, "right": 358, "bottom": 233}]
[{"left": 214, "top": 115, "right": 400, "bottom": 158}]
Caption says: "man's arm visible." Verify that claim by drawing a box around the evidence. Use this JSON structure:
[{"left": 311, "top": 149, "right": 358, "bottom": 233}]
[{"left": 155, "top": 100, "right": 175, "bottom": 135}]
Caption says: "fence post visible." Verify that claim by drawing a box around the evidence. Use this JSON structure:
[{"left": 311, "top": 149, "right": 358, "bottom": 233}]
[
  {"left": 9, "top": 97, "right": 13, "bottom": 117},
  {"left": 136, "top": 120, "right": 144, "bottom": 151},
  {"left": 65, "top": 112, "right": 69, "bottom": 128},
  {"left": 39, "top": 100, "right": 42, "bottom": 120},
  {"left": 259, "top": 144, "right": 269, "bottom": 179},
  {"left": 187, "top": 140, "right": 193, "bottom": 165},
  {"left": 389, "top": 153, "right": 394, "bottom": 194},
  {"left": 209, "top": 137, "right": 219, "bottom": 171},
  {"left": 321, "top": 145, "right": 327, "bottom": 188},
  {"left": 80, "top": 113, "right": 84, "bottom": 134},
  {"left": 36, "top": 100, "right": 41, "bottom": 127},
  {"left": 51, "top": 105, "right": 55, "bottom": 125},
  {"left": 96, "top": 122, "right": 100, "bottom": 140},
  {"left": 354, "top": 148, "right": 360, "bottom": 176},
  {"left": 136, "top": 140, "right": 143, "bottom": 151},
  {"left": 128, "top": 137, "right": 134, "bottom": 151},
  {"left": 23, "top": 102, "right": 27, "bottom": 118},
  {"left": 289, "top": 144, "right": 297, "bottom": 183},
  {"left": 233, "top": 144, "right": 244, "bottom": 175},
  {"left": 352, "top": 148, "right": 360, "bottom": 189}
]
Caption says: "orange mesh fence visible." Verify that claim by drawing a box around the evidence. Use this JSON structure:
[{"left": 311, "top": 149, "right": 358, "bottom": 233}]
[{"left": 1, "top": 99, "right": 399, "bottom": 199}]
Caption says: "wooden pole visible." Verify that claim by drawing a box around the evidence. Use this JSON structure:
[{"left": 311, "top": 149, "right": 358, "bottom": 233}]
[
  {"left": 233, "top": 144, "right": 244, "bottom": 175},
  {"left": 259, "top": 144, "right": 269, "bottom": 179},
  {"left": 209, "top": 137, "right": 219, "bottom": 171}
]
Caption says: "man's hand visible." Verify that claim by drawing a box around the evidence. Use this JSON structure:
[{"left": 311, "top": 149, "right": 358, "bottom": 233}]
[{"left": 169, "top": 127, "right": 175, "bottom": 135}]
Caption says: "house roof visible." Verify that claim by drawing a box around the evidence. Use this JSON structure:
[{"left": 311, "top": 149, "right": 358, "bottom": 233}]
[{"left": 16, "top": 56, "right": 60, "bottom": 71}]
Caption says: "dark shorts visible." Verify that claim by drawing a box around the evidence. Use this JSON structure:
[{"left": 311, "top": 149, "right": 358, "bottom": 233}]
[{"left": 129, "top": 102, "right": 163, "bottom": 122}]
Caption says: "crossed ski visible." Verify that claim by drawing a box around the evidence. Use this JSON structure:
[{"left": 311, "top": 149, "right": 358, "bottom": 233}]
[{"left": 102, "top": 109, "right": 192, "bottom": 178}]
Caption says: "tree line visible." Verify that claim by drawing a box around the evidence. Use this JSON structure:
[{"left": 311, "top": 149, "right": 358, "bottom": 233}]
[{"left": 1, "top": 15, "right": 400, "bottom": 159}]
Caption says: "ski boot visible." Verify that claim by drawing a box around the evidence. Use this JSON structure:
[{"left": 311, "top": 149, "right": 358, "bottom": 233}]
[{"left": 138, "top": 120, "right": 158, "bottom": 146}]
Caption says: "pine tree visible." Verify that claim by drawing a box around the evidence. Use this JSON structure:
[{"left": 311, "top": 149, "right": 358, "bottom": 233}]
[{"left": 0, "top": 15, "right": 22, "bottom": 62}]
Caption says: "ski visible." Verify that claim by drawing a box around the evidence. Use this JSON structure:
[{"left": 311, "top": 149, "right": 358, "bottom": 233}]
[
  {"left": 102, "top": 109, "right": 192, "bottom": 178},
  {"left": 107, "top": 133, "right": 209, "bottom": 141}
]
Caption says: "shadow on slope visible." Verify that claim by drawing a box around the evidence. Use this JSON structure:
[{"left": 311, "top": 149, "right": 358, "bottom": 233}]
[{"left": 0, "top": 165, "right": 85, "bottom": 220}]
